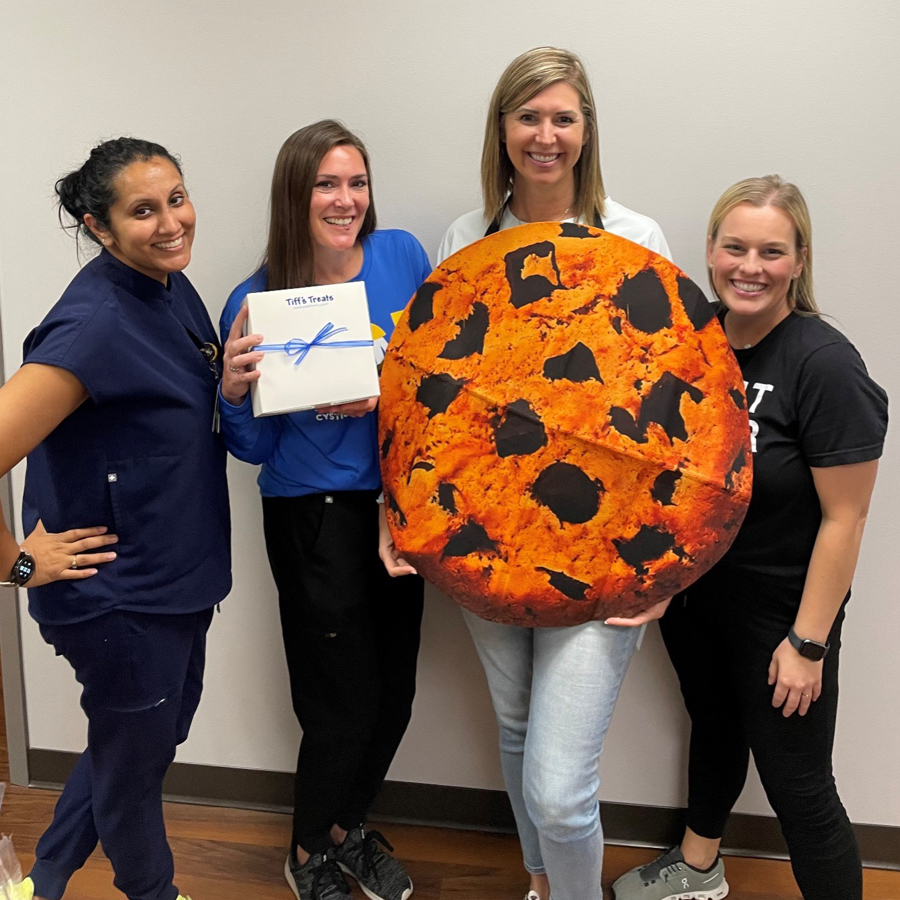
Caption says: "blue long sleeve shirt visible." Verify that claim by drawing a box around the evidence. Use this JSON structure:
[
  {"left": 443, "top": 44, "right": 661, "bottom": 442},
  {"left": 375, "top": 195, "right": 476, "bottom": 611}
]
[{"left": 218, "top": 229, "right": 432, "bottom": 497}]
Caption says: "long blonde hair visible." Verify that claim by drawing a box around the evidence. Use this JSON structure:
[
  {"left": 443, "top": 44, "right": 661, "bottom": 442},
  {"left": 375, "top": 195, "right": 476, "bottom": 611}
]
[
  {"left": 481, "top": 47, "right": 606, "bottom": 225},
  {"left": 708, "top": 175, "right": 817, "bottom": 315}
]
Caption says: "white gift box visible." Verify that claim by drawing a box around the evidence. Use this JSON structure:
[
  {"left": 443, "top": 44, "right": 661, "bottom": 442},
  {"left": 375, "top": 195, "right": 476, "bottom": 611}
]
[{"left": 245, "top": 282, "right": 380, "bottom": 417}]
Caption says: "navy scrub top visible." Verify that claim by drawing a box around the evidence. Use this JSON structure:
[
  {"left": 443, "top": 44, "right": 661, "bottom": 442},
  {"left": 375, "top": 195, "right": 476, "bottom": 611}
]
[{"left": 21, "top": 250, "right": 232, "bottom": 625}]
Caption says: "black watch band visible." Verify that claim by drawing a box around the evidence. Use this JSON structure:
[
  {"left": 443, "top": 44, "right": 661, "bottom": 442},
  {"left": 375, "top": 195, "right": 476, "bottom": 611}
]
[
  {"left": 1, "top": 550, "right": 36, "bottom": 587},
  {"left": 788, "top": 626, "right": 829, "bottom": 661}
]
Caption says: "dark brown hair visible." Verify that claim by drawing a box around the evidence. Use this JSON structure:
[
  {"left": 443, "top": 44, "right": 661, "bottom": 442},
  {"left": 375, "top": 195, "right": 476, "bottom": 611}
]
[{"left": 264, "top": 120, "right": 377, "bottom": 290}]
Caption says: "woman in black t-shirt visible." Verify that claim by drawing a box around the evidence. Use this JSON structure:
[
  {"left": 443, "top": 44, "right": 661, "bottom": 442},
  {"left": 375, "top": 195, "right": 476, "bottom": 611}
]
[{"left": 611, "top": 176, "right": 887, "bottom": 900}]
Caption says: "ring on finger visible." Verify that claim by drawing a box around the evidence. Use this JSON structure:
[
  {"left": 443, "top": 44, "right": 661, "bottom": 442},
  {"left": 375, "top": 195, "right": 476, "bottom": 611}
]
[
  {"left": 802, "top": 693, "right": 811, "bottom": 698},
  {"left": 229, "top": 365, "right": 241, "bottom": 373},
  {"left": 70, "top": 555, "right": 79, "bottom": 570}
]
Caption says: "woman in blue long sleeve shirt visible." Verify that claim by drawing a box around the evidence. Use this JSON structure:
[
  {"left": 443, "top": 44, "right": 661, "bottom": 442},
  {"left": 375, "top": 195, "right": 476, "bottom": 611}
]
[{"left": 218, "top": 120, "right": 429, "bottom": 900}]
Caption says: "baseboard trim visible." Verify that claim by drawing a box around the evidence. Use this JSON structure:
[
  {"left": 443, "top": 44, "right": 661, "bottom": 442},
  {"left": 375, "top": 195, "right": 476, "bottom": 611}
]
[{"left": 28, "top": 749, "right": 899, "bottom": 870}]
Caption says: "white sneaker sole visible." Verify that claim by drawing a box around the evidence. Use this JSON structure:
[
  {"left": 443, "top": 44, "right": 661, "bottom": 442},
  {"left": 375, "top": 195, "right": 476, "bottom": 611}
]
[
  {"left": 642, "top": 881, "right": 729, "bottom": 900},
  {"left": 284, "top": 855, "right": 302, "bottom": 900},
  {"left": 338, "top": 861, "right": 413, "bottom": 900}
]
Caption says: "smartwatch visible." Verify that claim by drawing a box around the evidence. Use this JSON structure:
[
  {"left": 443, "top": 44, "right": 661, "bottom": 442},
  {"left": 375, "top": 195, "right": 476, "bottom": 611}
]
[
  {"left": 788, "top": 626, "right": 829, "bottom": 661},
  {"left": 0, "top": 550, "right": 36, "bottom": 587}
]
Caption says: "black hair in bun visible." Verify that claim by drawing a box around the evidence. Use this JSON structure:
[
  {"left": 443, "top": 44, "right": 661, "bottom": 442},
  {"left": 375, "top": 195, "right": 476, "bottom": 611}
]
[{"left": 55, "top": 137, "right": 182, "bottom": 250}]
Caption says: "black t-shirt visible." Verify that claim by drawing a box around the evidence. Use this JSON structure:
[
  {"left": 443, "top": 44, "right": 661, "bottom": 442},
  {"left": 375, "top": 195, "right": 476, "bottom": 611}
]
[{"left": 712, "top": 312, "right": 888, "bottom": 592}]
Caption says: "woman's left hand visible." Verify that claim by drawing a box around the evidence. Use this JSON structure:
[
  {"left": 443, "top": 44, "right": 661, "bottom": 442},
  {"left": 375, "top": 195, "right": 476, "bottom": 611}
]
[
  {"left": 315, "top": 397, "right": 378, "bottom": 418},
  {"left": 22, "top": 520, "right": 119, "bottom": 587},
  {"left": 605, "top": 597, "right": 672, "bottom": 627},
  {"left": 378, "top": 503, "right": 416, "bottom": 577},
  {"left": 768, "top": 637, "right": 823, "bottom": 717}
]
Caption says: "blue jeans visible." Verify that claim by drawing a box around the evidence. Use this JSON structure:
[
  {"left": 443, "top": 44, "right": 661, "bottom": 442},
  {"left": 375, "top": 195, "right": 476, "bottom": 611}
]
[{"left": 462, "top": 610, "right": 640, "bottom": 900}]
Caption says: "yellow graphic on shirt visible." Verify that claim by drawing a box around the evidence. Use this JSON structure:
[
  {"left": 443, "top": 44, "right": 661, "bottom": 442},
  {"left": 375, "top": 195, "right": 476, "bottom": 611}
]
[
  {"left": 372, "top": 323, "right": 388, "bottom": 368},
  {"left": 372, "top": 313, "right": 405, "bottom": 368}
]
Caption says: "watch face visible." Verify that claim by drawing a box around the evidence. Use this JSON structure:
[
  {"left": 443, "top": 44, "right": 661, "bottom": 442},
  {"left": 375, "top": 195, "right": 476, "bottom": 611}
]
[
  {"left": 799, "top": 640, "right": 827, "bottom": 661},
  {"left": 12, "top": 553, "right": 35, "bottom": 586}
]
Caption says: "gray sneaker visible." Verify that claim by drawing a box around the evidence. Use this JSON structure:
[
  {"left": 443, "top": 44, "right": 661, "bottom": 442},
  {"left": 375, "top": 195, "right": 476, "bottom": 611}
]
[
  {"left": 612, "top": 846, "right": 728, "bottom": 900},
  {"left": 284, "top": 849, "right": 353, "bottom": 900},
  {"left": 333, "top": 826, "right": 413, "bottom": 900}
]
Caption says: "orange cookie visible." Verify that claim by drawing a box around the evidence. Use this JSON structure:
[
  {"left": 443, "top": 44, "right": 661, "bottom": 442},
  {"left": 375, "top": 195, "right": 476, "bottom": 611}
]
[{"left": 380, "top": 223, "right": 752, "bottom": 625}]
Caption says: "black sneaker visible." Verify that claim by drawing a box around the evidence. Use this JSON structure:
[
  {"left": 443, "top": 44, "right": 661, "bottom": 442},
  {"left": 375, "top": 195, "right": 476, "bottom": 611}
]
[
  {"left": 284, "top": 848, "right": 353, "bottom": 900},
  {"left": 333, "top": 826, "right": 413, "bottom": 900}
]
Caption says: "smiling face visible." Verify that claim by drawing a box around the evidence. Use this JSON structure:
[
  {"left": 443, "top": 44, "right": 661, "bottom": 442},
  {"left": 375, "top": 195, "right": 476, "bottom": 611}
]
[
  {"left": 708, "top": 203, "right": 805, "bottom": 333},
  {"left": 502, "top": 81, "right": 586, "bottom": 194},
  {"left": 87, "top": 158, "right": 195, "bottom": 283},
  {"left": 308, "top": 144, "right": 370, "bottom": 258}
]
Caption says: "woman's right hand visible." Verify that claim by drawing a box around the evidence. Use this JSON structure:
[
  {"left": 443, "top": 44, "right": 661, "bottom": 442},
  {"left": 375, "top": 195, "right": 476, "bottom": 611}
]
[
  {"left": 22, "top": 520, "right": 118, "bottom": 587},
  {"left": 605, "top": 597, "right": 672, "bottom": 627},
  {"left": 378, "top": 503, "right": 417, "bottom": 577},
  {"left": 221, "top": 305, "right": 264, "bottom": 406}
]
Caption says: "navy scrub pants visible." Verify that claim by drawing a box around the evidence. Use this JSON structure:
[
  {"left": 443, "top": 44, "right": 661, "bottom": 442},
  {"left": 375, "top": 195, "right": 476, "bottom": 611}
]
[{"left": 32, "top": 606, "right": 214, "bottom": 900}]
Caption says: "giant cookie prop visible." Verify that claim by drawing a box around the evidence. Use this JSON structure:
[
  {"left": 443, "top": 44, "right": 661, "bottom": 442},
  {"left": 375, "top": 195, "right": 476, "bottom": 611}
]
[{"left": 379, "top": 222, "right": 752, "bottom": 625}]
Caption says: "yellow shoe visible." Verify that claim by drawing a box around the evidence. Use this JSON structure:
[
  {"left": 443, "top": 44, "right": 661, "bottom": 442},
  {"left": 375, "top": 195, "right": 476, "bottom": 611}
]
[{"left": 4, "top": 876, "right": 34, "bottom": 900}]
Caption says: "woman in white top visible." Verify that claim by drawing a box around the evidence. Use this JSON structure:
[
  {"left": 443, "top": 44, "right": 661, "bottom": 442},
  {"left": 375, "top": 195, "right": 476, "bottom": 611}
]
[
  {"left": 430, "top": 46, "right": 671, "bottom": 900},
  {"left": 437, "top": 48, "right": 669, "bottom": 262}
]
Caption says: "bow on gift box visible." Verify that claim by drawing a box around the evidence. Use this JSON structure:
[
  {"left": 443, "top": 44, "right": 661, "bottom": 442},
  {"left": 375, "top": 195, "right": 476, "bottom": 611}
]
[{"left": 255, "top": 322, "right": 374, "bottom": 367}]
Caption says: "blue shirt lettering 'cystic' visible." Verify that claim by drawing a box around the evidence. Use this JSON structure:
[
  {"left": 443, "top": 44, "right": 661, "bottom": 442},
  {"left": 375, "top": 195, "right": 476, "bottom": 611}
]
[{"left": 218, "top": 229, "right": 432, "bottom": 497}]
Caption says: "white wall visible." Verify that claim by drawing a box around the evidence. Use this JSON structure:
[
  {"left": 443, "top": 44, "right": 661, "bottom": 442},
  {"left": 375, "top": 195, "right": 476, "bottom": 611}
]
[{"left": 1, "top": 0, "right": 897, "bottom": 827}]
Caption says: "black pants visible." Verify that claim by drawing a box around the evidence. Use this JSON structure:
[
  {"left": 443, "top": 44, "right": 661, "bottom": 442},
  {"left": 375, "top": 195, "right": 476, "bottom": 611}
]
[
  {"left": 262, "top": 491, "right": 424, "bottom": 854},
  {"left": 659, "top": 569, "right": 861, "bottom": 900}
]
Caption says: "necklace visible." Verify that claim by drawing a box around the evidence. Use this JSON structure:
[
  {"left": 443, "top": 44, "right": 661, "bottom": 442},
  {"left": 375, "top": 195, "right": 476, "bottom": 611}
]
[
  {"left": 510, "top": 201, "right": 573, "bottom": 223},
  {"left": 726, "top": 328, "right": 754, "bottom": 350},
  {"left": 723, "top": 312, "right": 757, "bottom": 350},
  {"left": 725, "top": 329, "right": 754, "bottom": 350}
]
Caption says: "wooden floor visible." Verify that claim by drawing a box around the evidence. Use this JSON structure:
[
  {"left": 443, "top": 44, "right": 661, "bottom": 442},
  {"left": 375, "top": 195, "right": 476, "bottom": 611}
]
[{"left": 1, "top": 658, "right": 898, "bottom": 898}]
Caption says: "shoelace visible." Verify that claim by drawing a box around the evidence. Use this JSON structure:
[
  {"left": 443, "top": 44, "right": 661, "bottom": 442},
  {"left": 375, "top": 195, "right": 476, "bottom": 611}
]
[
  {"left": 639, "top": 847, "right": 684, "bottom": 884},
  {"left": 357, "top": 829, "right": 395, "bottom": 880},
  {"left": 659, "top": 862, "right": 686, "bottom": 881},
  {"left": 312, "top": 855, "right": 350, "bottom": 900}
]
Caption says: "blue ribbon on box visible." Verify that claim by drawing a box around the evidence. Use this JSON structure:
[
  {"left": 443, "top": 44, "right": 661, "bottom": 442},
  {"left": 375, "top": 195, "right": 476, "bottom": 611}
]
[{"left": 255, "top": 322, "right": 374, "bottom": 367}]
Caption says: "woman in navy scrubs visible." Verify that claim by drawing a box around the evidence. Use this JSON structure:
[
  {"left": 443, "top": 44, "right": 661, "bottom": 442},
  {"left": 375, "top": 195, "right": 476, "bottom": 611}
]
[{"left": 0, "top": 137, "right": 230, "bottom": 900}]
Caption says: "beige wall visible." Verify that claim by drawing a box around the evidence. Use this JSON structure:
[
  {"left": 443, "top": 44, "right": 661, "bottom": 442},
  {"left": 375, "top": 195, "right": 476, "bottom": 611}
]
[{"left": 1, "top": 0, "right": 897, "bottom": 826}]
